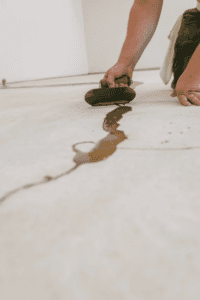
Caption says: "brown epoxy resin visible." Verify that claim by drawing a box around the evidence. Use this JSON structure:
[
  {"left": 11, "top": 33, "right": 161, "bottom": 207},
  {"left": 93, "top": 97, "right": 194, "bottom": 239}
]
[{"left": 73, "top": 105, "right": 132, "bottom": 164}]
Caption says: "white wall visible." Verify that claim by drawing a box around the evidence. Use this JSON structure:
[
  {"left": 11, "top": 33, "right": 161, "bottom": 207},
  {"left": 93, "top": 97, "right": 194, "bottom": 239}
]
[
  {"left": 82, "top": 0, "right": 197, "bottom": 73},
  {"left": 0, "top": 0, "right": 89, "bottom": 83}
]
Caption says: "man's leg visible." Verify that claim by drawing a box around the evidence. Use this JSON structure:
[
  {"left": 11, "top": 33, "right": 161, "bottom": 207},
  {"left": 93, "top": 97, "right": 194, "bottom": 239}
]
[{"left": 171, "top": 8, "right": 200, "bottom": 90}]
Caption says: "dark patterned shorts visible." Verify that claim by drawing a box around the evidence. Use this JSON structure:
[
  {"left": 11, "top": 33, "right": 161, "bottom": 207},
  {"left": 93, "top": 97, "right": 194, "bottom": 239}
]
[{"left": 172, "top": 8, "right": 200, "bottom": 89}]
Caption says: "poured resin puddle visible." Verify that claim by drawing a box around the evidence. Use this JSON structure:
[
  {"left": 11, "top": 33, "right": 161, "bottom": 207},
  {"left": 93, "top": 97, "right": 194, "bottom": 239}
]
[{"left": 73, "top": 105, "right": 132, "bottom": 164}]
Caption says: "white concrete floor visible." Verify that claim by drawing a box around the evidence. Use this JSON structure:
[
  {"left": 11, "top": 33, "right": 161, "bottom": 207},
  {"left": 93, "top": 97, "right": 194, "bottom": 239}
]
[{"left": 1, "top": 70, "right": 200, "bottom": 300}]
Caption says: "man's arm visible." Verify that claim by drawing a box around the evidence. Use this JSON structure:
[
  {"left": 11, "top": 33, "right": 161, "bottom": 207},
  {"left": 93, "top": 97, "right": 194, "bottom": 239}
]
[
  {"left": 118, "top": 0, "right": 163, "bottom": 69},
  {"left": 101, "top": 0, "right": 164, "bottom": 88}
]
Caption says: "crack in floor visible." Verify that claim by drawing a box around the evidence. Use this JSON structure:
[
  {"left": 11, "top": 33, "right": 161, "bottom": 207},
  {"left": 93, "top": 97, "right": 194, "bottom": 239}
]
[
  {"left": 0, "top": 105, "right": 132, "bottom": 204},
  {"left": 0, "top": 165, "right": 79, "bottom": 204},
  {"left": 119, "top": 146, "right": 200, "bottom": 151}
]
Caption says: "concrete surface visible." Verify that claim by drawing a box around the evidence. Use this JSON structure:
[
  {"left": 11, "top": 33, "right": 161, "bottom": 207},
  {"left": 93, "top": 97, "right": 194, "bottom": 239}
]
[{"left": 1, "top": 70, "right": 200, "bottom": 300}]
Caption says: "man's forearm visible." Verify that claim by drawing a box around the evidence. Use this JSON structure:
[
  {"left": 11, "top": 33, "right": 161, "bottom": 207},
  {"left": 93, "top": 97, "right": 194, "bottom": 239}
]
[
  {"left": 118, "top": 0, "right": 163, "bottom": 69},
  {"left": 183, "top": 44, "right": 200, "bottom": 78}
]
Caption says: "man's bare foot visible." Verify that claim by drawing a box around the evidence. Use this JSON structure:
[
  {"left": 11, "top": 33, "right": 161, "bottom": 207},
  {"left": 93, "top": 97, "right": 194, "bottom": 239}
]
[{"left": 171, "top": 68, "right": 200, "bottom": 106}]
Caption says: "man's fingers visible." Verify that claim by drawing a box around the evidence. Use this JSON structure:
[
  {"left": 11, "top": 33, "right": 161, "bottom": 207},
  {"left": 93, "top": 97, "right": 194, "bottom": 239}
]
[
  {"left": 99, "top": 78, "right": 107, "bottom": 88},
  {"left": 177, "top": 94, "right": 191, "bottom": 106},
  {"left": 106, "top": 75, "right": 116, "bottom": 87},
  {"left": 99, "top": 71, "right": 109, "bottom": 87},
  {"left": 186, "top": 93, "right": 200, "bottom": 106},
  {"left": 171, "top": 90, "right": 177, "bottom": 97},
  {"left": 100, "top": 72, "right": 131, "bottom": 89},
  {"left": 195, "top": 92, "right": 200, "bottom": 99}
]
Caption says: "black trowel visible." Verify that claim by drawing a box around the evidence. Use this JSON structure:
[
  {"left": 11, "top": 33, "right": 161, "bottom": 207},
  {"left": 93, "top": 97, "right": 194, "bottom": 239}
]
[{"left": 85, "top": 75, "right": 136, "bottom": 106}]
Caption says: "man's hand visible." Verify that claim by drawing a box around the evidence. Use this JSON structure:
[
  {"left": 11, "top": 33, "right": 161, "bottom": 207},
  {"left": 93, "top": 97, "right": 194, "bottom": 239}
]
[
  {"left": 171, "top": 69, "right": 200, "bottom": 106},
  {"left": 171, "top": 43, "right": 200, "bottom": 106},
  {"left": 100, "top": 62, "right": 133, "bottom": 88}
]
